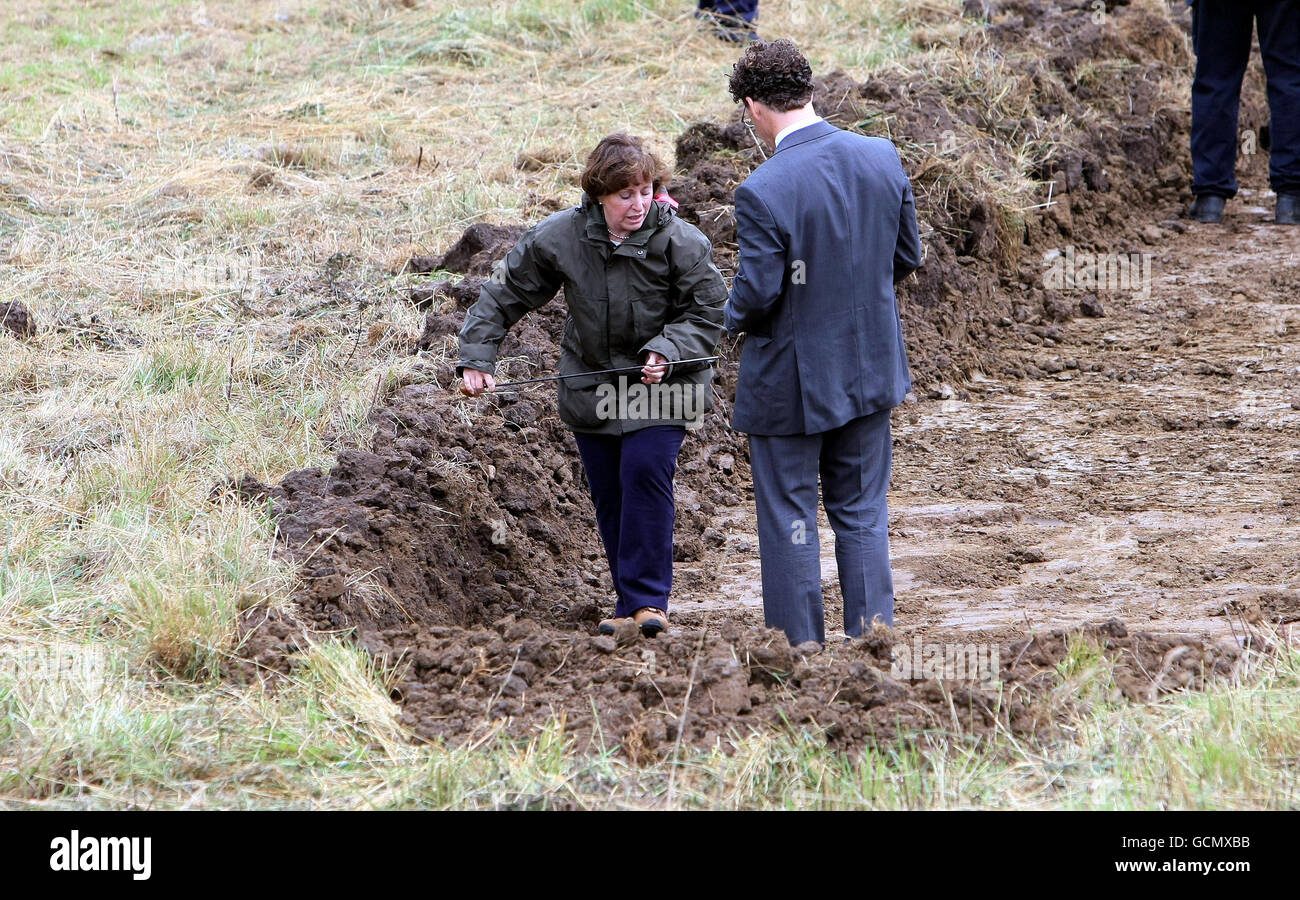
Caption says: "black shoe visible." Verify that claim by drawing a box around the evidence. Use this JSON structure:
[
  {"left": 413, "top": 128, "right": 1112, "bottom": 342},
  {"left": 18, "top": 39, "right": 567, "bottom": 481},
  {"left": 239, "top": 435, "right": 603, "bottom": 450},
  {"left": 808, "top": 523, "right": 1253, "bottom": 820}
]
[
  {"left": 1276, "top": 193, "right": 1300, "bottom": 225},
  {"left": 715, "top": 25, "right": 759, "bottom": 42},
  {"left": 1189, "top": 195, "right": 1225, "bottom": 223},
  {"left": 714, "top": 27, "right": 758, "bottom": 42}
]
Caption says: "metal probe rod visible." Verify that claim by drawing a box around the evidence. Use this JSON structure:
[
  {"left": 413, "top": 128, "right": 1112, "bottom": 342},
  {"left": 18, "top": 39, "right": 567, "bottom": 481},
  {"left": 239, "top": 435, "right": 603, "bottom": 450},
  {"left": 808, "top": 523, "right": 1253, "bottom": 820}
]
[{"left": 491, "top": 355, "right": 721, "bottom": 389}]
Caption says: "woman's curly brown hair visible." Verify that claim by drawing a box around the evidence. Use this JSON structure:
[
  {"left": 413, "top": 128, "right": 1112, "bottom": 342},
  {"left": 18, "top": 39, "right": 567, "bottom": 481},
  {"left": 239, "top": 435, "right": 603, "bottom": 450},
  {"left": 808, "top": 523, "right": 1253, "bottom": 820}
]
[
  {"left": 727, "top": 39, "right": 814, "bottom": 111},
  {"left": 580, "top": 133, "right": 668, "bottom": 199}
]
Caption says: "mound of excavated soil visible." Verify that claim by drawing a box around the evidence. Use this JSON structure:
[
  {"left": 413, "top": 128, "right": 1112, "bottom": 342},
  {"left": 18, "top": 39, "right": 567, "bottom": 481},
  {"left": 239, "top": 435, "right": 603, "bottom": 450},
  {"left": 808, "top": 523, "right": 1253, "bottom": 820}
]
[
  {"left": 228, "top": 280, "right": 751, "bottom": 679},
  {"left": 668, "top": 0, "right": 1221, "bottom": 390},
  {"left": 225, "top": 1, "right": 1269, "bottom": 755},
  {"left": 384, "top": 617, "right": 1239, "bottom": 758}
]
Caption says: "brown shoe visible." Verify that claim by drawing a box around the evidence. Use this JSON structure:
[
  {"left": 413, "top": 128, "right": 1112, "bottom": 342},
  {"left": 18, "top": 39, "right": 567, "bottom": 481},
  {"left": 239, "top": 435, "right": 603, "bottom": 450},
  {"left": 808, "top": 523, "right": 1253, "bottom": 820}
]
[
  {"left": 598, "top": 616, "right": 632, "bottom": 636},
  {"left": 633, "top": 607, "right": 668, "bottom": 637}
]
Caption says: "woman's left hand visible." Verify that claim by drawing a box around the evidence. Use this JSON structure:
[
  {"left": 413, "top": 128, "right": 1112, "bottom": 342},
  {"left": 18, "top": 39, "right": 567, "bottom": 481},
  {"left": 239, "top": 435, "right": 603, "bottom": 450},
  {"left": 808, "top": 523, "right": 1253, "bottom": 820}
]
[{"left": 641, "top": 351, "right": 669, "bottom": 385}]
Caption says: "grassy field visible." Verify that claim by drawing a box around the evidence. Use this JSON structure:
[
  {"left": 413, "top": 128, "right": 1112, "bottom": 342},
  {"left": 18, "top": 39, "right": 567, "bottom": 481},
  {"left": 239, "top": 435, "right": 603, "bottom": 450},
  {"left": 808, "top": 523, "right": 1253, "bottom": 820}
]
[{"left": 2, "top": 0, "right": 1299, "bottom": 809}]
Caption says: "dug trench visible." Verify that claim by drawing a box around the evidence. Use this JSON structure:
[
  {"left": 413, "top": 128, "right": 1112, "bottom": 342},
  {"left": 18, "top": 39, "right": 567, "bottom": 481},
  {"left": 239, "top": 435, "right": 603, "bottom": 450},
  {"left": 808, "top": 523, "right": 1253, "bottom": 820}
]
[{"left": 221, "top": 1, "right": 1296, "bottom": 757}]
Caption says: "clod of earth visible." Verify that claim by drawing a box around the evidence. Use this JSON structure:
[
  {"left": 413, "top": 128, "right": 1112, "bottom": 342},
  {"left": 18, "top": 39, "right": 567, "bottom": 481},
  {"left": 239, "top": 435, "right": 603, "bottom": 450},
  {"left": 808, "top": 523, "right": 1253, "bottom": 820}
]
[{"left": 1, "top": 301, "right": 37, "bottom": 340}]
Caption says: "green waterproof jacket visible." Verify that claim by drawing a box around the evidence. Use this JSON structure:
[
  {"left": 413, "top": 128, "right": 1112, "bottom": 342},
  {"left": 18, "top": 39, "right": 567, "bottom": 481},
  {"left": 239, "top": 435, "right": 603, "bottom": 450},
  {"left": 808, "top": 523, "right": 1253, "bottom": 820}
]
[{"left": 457, "top": 195, "right": 727, "bottom": 435}]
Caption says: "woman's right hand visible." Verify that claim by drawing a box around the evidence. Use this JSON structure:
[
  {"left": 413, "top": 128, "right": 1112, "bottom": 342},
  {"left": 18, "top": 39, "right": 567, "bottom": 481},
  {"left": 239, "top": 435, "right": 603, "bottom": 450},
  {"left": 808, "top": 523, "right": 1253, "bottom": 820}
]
[{"left": 460, "top": 368, "right": 496, "bottom": 396}]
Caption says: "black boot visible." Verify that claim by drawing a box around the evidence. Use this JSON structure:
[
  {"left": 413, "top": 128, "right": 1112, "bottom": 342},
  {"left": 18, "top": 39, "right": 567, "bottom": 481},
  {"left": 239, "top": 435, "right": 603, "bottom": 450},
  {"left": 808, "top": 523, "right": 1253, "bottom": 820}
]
[
  {"left": 1276, "top": 193, "right": 1300, "bottom": 225},
  {"left": 697, "top": 10, "right": 757, "bottom": 42},
  {"left": 1189, "top": 194, "right": 1225, "bottom": 223}
]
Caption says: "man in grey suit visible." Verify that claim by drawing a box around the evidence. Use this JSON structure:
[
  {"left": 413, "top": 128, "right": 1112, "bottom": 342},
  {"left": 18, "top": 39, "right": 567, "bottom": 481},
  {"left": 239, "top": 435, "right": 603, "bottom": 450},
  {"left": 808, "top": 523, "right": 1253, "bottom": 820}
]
[{"left": 723, "top": 39, "right": 922, "bottom": 647}]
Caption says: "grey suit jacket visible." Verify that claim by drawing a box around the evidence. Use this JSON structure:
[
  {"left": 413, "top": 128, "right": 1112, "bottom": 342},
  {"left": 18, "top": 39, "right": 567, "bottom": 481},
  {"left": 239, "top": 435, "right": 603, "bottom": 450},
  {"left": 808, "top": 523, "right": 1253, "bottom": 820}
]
[{"left": 725, "top": 119, "right": 922, "bottom": 435}]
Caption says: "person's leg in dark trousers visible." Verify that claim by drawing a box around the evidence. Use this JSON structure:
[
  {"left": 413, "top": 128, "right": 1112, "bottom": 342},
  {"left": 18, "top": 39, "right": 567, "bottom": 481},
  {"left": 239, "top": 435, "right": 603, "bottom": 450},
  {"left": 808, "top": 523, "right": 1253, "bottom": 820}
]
[
  {"left": 1255, "top": 0, "right": 1300, "bottom": 196},
  {"left": 574, "top": 432, "right": 625, "bottom": 610},
  {"left": 615, "top": 425, "right": 685, "bottom": 615},
  {"left": 574, "top": 426, "right": 685, "bottom": 619},
  {"left": 748, "top": 430, "right": 825, "bottom": 646},
  {"left": 819, "top": 408, "right": 895, "bottom": 636},
  {"left": 1190, "top": 2, "right": 1256, "bottom": 198}
]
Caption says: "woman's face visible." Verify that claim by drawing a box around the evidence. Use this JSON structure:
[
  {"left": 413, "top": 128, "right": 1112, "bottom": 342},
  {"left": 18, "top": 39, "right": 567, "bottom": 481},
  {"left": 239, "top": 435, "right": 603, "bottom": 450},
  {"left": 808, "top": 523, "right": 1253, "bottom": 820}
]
[{"left": 600, "top": 178, "right": 653, "bottom": 235}]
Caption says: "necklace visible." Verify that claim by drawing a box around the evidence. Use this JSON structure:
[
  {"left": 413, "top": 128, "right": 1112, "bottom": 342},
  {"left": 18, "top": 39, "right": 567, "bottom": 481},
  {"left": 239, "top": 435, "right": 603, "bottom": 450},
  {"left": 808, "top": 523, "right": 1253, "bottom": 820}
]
[{"left": 607, "top": 228, "right": 631, "bottom": 241}]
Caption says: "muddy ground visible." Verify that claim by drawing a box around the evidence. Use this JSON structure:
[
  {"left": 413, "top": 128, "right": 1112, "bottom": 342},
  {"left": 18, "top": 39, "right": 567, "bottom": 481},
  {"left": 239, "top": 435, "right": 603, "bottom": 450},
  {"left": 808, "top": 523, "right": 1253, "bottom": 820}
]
[{"left": 223, "top": 1, "right": 1297, "bottom": 757}]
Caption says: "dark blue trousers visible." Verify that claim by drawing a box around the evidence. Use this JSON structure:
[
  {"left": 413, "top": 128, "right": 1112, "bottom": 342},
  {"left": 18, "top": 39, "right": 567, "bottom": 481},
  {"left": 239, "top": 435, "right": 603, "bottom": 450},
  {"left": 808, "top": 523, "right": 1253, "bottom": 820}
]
[
  {"left": 574, "top": 426, "right": 686, "bottom": 618},
  {"left": 748, "top": 409, "right": 895, "bottom": 647},
  {"left": 697, "top": 0, "right": 758, "bottom": 23},
  {"left": 1191, "top": 0, "right": 1300, "bottom": 197}
]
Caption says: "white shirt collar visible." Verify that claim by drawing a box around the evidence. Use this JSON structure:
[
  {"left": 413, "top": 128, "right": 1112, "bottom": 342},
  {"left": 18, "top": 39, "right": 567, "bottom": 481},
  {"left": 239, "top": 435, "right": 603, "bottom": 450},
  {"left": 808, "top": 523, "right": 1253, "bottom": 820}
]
[{"left": 774, "top": 115, "right": 824, "bottom": 151}]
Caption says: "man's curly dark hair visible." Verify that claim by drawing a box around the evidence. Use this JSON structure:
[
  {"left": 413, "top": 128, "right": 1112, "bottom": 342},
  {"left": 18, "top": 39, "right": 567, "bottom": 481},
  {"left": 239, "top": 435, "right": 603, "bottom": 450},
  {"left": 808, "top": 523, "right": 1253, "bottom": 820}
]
[{"left": 727, "top": 39, "right": 814, "bottom": 111}]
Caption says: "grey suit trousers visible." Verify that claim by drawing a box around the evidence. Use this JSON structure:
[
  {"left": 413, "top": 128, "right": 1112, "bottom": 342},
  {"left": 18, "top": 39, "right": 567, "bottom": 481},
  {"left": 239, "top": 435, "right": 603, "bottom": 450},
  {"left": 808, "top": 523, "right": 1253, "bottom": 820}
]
[{"left": 748, "top": 408, "right": 895, "bottom": 646}]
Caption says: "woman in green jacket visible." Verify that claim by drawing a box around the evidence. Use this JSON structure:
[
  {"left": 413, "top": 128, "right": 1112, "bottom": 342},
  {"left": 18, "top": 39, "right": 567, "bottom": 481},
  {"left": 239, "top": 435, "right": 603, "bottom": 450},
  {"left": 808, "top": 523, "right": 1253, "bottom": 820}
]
[{"left": 457, "top": 133, "right": 727, "bottom": 637}]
